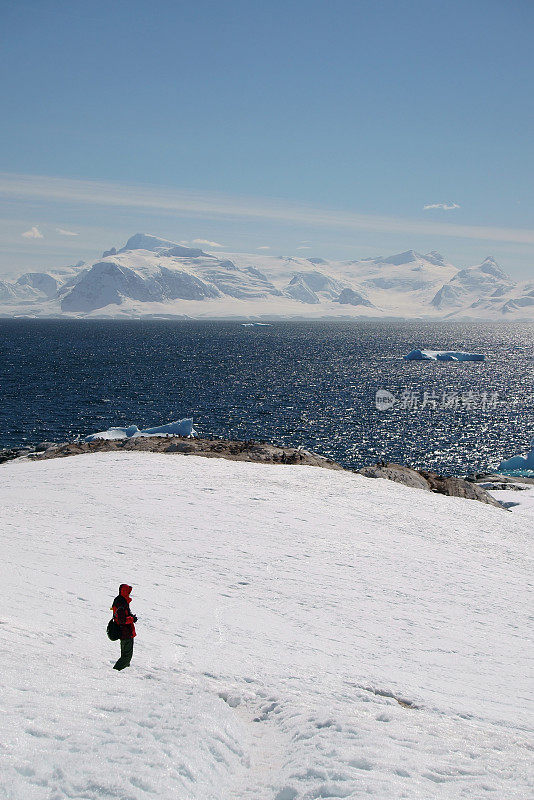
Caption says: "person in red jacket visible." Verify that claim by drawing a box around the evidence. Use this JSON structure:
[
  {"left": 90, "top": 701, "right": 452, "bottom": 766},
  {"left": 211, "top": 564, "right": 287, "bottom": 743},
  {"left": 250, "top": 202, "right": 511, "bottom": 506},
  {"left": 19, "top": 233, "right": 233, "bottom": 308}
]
[{"left": 112, "top": 584, "right": 137, "bottom": 671}]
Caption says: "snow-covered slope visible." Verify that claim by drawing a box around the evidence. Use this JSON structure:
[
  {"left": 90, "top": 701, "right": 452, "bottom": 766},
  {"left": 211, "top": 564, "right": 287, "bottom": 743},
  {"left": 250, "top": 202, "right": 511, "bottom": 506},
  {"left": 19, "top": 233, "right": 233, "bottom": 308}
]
[
  {"left": 0, "top": 453, "right": 532, "bottom": 799},
  {"left": 345, "top": 250, "right": 457, "bottom": 293},
  {"left": 1, "top": 234, "right": 532, "bottom": 320},
  {"left": 60, "top": 256, "right": 221, "bottom": 312},
  {"left": 431, "top": 257, "right": 518, "bottom": 315},
  {"left": 0, "top": 261, "right": 87, "bottom": 307}
]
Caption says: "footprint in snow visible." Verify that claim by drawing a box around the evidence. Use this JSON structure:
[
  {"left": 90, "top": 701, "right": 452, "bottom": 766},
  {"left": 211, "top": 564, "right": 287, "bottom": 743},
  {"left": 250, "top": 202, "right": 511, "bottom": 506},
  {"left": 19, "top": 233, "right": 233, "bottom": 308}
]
[
  {"left": 348, "top": 757, "right": 373, "bottom": 771},
  {"left": 274, "top": 789, "right": 298, "bottom": 800}
]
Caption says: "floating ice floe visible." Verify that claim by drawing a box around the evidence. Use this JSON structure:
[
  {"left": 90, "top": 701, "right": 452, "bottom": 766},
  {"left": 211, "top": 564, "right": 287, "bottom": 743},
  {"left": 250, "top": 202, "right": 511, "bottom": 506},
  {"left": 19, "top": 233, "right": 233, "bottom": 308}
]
[
  {"left": 84, "top": 418, "right": 196, "bottom": 441},
  {"left": 404, "top": 349, "right": 485, "bottom": 362},
  {"left": 498, "top": 438, "right": 534, "bottom": 475}
]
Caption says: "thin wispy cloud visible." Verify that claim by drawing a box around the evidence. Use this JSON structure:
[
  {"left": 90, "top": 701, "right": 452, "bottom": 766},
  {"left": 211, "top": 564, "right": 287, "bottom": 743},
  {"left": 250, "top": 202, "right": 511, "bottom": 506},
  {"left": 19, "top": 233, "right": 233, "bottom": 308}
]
[
  {"left": 423, "top": 202, "right": 461, "bottom": 211},
  {"left": 257, "top": 246, "right": 270, "bottom": 250},
  {"left": 2, "top": 173, "right": 533, "bottom": 246},
  {"left": 21, "top": 226, "right": 43, "bottom": 239},
  {"left": 56, "top": 227, "right": 79, "bottom": 236},
  {"left": 296, "top": 246, "right": 311, "bottom": 250},
  {"left": 192, "top": 238, "right": 222, "bottom": 247}
]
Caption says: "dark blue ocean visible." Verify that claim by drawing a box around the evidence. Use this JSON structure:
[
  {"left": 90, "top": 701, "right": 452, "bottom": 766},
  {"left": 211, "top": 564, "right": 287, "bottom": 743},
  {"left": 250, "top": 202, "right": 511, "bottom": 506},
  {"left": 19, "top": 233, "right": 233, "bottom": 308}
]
[{"left": 0, "top": 319, "right": 532, "bottom": 475}]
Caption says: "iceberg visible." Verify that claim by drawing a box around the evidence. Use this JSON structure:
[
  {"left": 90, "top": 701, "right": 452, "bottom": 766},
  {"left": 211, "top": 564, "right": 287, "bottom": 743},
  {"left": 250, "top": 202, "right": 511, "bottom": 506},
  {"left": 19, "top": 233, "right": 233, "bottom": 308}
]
[
  {"left": 140, "top": 420, "right": 196, "bottom": 437},
  {"left": 85, "top": 418, "right": 196, "bottom": 441},
  {"left": 404, "top": 349, "right": 485, "bottom": 362},
  {"left": 498, "top": 438, "right": 534, "bottom": 475}
]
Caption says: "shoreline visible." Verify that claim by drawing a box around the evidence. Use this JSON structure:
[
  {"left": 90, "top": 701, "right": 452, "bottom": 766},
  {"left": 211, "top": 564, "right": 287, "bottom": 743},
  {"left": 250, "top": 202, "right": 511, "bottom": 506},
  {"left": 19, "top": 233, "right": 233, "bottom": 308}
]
[
  {"left": 4, "top": 433, "right": 530, "bottom": 509},
  {"left": 2, "top": 435, "right": 344, "bottom": 471}
]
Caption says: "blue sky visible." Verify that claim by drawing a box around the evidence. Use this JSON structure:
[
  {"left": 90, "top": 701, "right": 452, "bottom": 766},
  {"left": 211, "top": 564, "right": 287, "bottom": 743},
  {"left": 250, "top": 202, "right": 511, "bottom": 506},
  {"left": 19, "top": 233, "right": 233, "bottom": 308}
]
[{"left": 0, "top": 0, "right": 533, "bottom": 277}]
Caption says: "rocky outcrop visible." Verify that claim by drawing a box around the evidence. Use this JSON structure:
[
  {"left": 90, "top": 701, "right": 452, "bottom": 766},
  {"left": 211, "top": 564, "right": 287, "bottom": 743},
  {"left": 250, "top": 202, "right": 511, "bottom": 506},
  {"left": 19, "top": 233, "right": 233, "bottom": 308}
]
[
  {"left": 358, "top": 462, "right": 505, "bottom": 509},
  {"left": 0, "top": 446, "right": 33, "bottom": 464},
  {"left": 19, "top": 436, "right": 344, "bottom": 471},
  {"left": 476, "top": 481, "right": 528, "bottom": 491},
  {"left": 359, "top": 463, "right": 430, "bottom": 491},
  {"left": 418, "top": 470, "right": 504, "bottom": 508}
]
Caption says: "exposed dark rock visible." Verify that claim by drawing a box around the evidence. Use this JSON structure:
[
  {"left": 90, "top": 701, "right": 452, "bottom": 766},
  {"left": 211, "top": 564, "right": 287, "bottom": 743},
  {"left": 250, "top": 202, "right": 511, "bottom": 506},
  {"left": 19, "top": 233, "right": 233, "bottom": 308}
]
[
  {"left": 165, "top": 442, "right": 197, "bottom": 454},
  {"left": 477, "top": 481, "right": 528, "bottom": 491},
  {"left": 358, "top": 462, "right": 505, "bottom": 509},
  {"left": 473, "top": 473, "right": 534, "bottom": 487},
  {"left": 358, "top": 463, "right": 430, "bottom": 491},
  {"left": 0, "top": 447, "right": 32, "bottom": 464},
  {"left": 20, "top": 436, "right": 345, "bottom": 471},
  {"left": 419, "top": 470, "right": 504, "bottom": 508}
]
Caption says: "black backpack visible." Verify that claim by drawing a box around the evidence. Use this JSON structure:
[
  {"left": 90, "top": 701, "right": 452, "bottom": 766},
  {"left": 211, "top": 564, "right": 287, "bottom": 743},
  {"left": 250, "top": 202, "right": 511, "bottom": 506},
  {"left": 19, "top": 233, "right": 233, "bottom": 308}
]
[{"left": 107, "top": 618, "right": 120, "bottom": 641}]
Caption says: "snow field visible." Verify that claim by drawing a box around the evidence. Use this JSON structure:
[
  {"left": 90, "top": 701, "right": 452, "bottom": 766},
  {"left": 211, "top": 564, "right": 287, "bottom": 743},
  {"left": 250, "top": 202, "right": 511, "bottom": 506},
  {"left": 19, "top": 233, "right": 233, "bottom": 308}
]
[{"left": 0, "top": 453, "right": 532, "bottom": 799}]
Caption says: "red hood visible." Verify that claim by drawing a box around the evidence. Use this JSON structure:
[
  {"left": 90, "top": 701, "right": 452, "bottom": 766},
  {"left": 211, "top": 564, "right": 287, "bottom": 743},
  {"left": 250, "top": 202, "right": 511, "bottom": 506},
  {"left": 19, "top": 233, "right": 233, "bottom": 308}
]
[{"left": 119, "top": 584, "right": 132, "bottom": 602}]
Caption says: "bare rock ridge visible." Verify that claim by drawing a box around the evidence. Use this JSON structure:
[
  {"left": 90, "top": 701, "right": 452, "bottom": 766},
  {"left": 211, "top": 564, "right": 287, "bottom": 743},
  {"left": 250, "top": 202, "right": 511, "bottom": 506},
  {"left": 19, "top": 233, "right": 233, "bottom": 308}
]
[
  {"left": 358, "top": 463, "right": 430, "bottom": 490},
  {"left": 20, "top": 436, "right": 344, "bottom": 471},
  {"left": 3, "top": 437, "right": 505, "bottom": 508}
]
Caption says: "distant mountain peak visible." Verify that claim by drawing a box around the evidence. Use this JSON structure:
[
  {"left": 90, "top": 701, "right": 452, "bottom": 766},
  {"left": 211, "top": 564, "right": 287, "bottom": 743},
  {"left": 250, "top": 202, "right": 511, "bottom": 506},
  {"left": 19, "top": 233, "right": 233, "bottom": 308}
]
[
  {"left": 477, "top": 257, "right": 512, "bottom": 282},
  {"left": 379, "top": 250, "right": 419, "bottom": 266},
  {"left": 423, "top": 251, "right": 447, "bottom": 266},
  {"left": 119, "top": 233, "right": 179, "bottom": 253},
  {"left": 117, "top": 233, "right": 209, "bottom": 259},
  {"left": 377, "top": 250, "right": 450, "bottom": 268}
]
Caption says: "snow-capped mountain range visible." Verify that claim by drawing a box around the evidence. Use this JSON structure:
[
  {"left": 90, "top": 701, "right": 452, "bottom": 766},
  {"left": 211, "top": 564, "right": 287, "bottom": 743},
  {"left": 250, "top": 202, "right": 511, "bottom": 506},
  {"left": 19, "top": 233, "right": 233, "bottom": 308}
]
[{"left": 1, "top": 233, "right": 533, "bottom": 320}]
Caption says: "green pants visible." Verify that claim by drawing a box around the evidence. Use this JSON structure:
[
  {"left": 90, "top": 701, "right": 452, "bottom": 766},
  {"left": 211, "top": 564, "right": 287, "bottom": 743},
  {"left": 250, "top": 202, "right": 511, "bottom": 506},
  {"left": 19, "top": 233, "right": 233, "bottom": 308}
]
[{"left": 113, "top": 638, "right": 134, "bottom": 670}]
